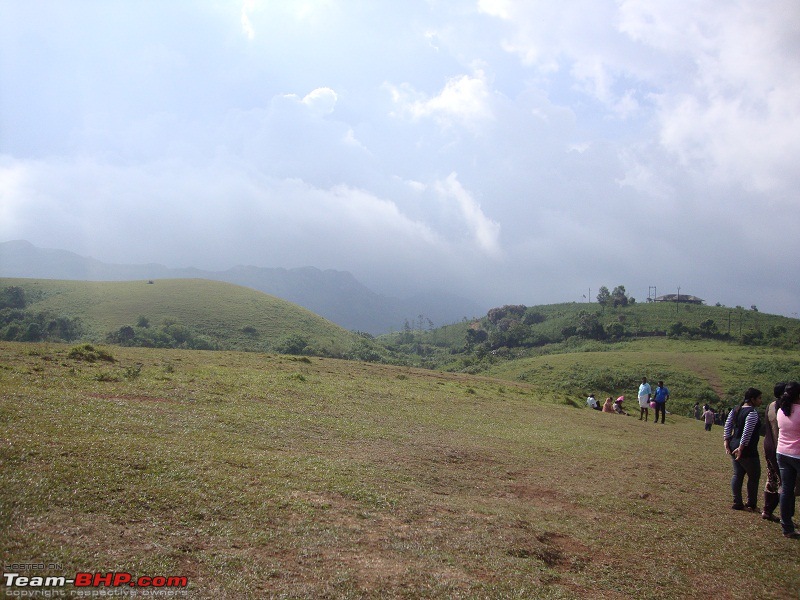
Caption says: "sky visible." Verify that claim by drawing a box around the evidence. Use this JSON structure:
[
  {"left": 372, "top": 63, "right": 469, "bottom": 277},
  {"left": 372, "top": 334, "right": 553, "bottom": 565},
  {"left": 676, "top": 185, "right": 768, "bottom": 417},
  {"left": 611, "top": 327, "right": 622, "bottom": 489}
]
[{"left": 1, "top": 0, "right": 799, "bottom": 317}]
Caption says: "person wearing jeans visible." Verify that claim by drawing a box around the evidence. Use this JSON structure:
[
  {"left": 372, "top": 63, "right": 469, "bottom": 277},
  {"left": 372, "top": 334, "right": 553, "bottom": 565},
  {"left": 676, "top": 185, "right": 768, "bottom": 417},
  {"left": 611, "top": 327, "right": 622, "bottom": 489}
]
[
  {"left": 776, "top": 381, "right": 800, "bottom": 539},
  {"left": 724, "top": 388, "right": 763, "bottom": 511}
]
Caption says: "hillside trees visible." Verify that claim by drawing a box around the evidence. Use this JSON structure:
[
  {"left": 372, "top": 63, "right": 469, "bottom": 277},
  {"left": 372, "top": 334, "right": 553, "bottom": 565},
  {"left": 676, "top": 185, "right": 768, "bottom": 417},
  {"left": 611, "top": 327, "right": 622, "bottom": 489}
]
[
  {"left": 596, "top": 285, "right": 633, "bottom": 308},
  {"left": 454, "top": 294, "right": 800, "bottom": 363},
  {"left": 611, "top": 285, "right": 630, "bottom": 307},
  {"left": 107, "top": 320, "right": 216, "bottom": 350},
  {"left": 0, "top": 286, "right": 26, "bottom": 309},
  {"left": 0, "top": 286, "right": 82, "bottom": 342}
]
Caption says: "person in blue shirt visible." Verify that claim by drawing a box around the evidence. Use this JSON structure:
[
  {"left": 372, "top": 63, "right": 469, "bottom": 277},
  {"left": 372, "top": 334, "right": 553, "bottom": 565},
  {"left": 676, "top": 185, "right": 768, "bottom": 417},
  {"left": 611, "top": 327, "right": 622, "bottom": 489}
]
[{"left": 653, "top": 380, "right": 670, "bottom": 424}]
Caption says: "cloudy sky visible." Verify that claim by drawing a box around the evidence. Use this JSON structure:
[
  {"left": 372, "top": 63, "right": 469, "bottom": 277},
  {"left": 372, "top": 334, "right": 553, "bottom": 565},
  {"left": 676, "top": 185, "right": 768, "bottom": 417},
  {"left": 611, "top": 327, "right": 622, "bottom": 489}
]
[{"left": 2, "top": 0, "right": 799, "bottom": 316}]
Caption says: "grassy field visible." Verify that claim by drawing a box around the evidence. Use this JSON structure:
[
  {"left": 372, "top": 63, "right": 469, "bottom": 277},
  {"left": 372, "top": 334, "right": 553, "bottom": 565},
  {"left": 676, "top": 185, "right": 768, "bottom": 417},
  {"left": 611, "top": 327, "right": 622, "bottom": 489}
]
[
  {"left": 483, "top": 338, "right": 800, "bottom": 414},
  {"left": 1, "top": 341, "right": 799, "bottom": 599}
]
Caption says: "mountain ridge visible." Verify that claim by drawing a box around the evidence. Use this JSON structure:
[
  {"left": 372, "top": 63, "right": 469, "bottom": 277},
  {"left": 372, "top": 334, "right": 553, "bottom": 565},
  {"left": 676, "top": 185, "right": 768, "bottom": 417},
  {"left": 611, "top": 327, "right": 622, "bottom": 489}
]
[{"left": 0, "top": 240, "right": 485, "bottom": 334}]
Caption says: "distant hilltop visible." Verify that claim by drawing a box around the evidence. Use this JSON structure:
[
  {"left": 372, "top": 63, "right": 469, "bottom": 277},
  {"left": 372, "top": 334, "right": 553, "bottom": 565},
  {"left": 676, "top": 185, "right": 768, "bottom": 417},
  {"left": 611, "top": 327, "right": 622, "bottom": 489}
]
[
  {"left": 653, "top": 294, "right": 704, "bottom": 304},
  {"left": 0, "top": 240, "right": 486, "bottom": 335}
]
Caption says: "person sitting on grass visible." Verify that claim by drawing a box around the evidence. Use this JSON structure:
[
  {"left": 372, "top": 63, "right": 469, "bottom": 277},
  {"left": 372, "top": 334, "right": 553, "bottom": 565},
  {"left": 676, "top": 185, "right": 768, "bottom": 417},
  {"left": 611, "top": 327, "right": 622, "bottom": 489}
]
[
  {"left": 613, "top": 396, "right": 629, "bottom": 416},
  {"left": 602, "top": 397, "right": 615, "bottom": 413},
  {"left": 587, "top": 394, "right": 601, "bottom": 410}
]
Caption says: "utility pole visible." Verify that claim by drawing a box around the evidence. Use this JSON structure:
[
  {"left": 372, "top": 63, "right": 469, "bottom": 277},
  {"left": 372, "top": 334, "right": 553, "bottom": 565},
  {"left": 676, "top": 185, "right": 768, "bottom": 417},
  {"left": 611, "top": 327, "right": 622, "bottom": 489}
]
[{"left": 677, "top": 286, "right": 681, "bottom": 314}]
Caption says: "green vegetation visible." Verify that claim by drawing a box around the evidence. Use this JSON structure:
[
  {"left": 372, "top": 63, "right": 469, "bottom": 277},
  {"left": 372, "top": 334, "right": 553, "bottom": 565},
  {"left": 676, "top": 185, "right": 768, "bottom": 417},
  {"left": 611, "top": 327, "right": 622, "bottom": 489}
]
[
  {"left": 0, "top": 285, "right": 83, "bottom": 342},
  {"left": 1, "top": 341, "right": 798, "bottom": 598},
  {"left": 0, "top": 278, "right": 358, "bottom": 356}
]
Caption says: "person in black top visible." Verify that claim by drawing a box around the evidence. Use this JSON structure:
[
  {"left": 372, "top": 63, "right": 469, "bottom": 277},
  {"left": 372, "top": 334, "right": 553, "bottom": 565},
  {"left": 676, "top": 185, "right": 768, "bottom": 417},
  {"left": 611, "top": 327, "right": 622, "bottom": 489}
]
[{"left": 724, "top": 387, "right": 763, "bottom": 511}]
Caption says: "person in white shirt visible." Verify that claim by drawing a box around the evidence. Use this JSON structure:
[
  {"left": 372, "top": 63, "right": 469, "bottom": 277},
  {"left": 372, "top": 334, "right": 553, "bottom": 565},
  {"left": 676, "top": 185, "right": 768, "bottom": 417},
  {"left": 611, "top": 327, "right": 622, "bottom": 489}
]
[{"left": 638, "top": 377, "right": 652, "bottom": 421}]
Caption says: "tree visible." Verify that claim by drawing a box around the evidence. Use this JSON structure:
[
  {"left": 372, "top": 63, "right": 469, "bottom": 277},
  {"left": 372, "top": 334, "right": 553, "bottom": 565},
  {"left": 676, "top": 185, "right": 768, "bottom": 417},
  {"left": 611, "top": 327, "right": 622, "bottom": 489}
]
[
  {"left": 699, "top": 319, "right": 718, "bottom": 335},
  {"left": 274, "top": 334, "right": 309, "bottom": 355},
  {"left": 0, "top": 286, "right": 26, "bottom": 309},
  {"left": 596, "top": 286, "right": 610, "bottom": 306},
  {"left": 606, "top": 322, "right": 625, "bottom": 340},
  {"left": 611, "top": 285, "right": 628, "bottom": 307},
  {"left": 487, "top": 305, "right": 526, "bottom": 325},
  {"left": 668, "top": 322, "right": 688, "bottom": 337},
  {"left": 465, "top": 328, "right": 488, "bottom": 351},
  {"left": 576, "top": 311, "right": 605, "bottom": 340}
]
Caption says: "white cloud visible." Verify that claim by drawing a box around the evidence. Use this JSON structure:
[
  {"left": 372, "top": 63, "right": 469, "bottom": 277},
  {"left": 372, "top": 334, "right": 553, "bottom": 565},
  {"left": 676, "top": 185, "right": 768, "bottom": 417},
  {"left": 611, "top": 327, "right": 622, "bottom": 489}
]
[
  {"left": 478, "top": 0, "right": 512, "bottom": 20},
  {"left": 387, "top": 70, "right": 494, "bottom": 129},
  {"left": 301, "top": 87, "right": 338, "bottom": 117},
  {"left": 633, "top": 1, "right": 800, "bottom": 193},
  {"left": 241, "top": 0, "right": 256, "bottom": 40},
  {"left": 435, "top": 173, "right": 502, "bottom": 257}
]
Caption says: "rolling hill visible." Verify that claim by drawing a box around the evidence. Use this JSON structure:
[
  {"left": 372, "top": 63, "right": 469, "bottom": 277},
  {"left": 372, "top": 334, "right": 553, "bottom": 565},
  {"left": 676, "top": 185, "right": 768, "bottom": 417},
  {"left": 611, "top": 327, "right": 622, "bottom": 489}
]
[
  {"left": 377, "top": 300, "right": 800, "bottom": 414},
  {"left": 0, "top": 277, "right": 359, "bottom": 356},
  {"left": 0, "top": 240, "right": 486, "bottom": 334}
]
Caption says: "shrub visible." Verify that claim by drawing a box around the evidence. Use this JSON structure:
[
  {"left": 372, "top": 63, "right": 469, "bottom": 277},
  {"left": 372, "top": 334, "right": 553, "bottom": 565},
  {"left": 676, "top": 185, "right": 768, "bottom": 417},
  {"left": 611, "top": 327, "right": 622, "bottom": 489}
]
[{"left": 68, "top": 344, "right": 115, "bottom": 363}]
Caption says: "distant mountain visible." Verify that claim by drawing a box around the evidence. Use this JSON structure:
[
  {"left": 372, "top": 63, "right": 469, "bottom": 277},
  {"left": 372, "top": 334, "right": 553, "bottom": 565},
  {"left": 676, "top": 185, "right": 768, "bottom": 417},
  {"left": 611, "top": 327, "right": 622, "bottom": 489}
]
[{"left": 0, "top": 240, "right": 486, "bottom": 335}]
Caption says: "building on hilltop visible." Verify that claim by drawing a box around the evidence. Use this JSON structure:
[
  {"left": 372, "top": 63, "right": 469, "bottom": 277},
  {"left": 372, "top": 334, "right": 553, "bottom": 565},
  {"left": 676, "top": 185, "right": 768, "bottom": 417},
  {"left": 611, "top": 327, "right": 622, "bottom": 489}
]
[{"left": 653, "top": 294, "right": 704, "bottom": 305}]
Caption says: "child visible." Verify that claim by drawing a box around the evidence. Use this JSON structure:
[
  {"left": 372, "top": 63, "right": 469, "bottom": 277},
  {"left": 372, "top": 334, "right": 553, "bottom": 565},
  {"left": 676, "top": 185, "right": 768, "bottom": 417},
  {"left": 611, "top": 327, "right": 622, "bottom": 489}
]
[{"left": 702, "top": 406, "right": 715, "bottom": 431}]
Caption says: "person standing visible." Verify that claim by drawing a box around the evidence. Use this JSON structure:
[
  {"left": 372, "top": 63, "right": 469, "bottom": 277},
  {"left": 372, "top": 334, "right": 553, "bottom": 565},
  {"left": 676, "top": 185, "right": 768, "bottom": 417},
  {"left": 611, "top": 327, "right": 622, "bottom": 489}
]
[
  {"left": 776, "top": 381, "right": 800, "bottom": 539},
  {"left": 653, "top": 380, "right": 669, "bottom": 424},
  {"left": 724, "top": 388, "right": 763, "bottom": 512},
  {"left": 702, "top": 405, "right": 715, "bottom": 431},
  {"left": 762, "top": 383, "right": 786, "bottom": 521},
  {"left": 638, "top": 377, "right": 652, "bottom": 421}
]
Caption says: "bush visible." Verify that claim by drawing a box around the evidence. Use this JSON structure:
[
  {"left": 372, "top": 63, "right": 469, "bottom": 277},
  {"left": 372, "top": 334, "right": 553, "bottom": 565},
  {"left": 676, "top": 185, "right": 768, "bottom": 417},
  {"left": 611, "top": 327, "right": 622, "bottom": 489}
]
[
  {"left": 68, "top": 344, "right": 115, "bottom": 363},
  {"left": 273, "top": 334, "right": 310, "bottom": 355}
]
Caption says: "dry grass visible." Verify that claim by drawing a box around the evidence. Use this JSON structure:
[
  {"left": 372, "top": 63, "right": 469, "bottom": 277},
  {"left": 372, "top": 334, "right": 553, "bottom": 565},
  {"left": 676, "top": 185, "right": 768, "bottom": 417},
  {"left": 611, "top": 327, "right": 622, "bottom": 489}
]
[{"left": 1, "top": 341, "right": 798, "bottom": 599}]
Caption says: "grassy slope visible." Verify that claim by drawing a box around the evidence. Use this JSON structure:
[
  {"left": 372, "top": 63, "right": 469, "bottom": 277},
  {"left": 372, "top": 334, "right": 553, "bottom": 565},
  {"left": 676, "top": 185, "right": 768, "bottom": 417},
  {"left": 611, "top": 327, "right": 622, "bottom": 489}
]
[
  {"left": 0, "top": 277, "right": 357, "bottom": 354},
  {"left": 523, "top": 301, "right": 793, "bottom": 339},
  {"left": 483, "top": 338, "right": 800, "bottom": 413},
  {"left": 393, "top": 301, "right": 799, "bottom": 347},
  {"left": 1, "top": 341, "right": 798, "bottom": 599}
]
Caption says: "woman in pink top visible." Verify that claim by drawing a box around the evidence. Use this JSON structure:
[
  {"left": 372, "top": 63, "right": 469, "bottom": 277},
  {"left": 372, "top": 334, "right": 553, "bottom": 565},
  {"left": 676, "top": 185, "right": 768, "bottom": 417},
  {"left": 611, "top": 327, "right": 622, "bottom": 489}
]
[{"left": 776, "top": 381, "right": 800, "bottom": 539}]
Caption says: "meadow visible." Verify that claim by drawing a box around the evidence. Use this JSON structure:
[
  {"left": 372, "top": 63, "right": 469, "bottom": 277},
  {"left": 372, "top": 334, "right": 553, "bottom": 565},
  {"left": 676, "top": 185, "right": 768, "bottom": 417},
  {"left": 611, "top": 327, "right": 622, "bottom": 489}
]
[{"left": 2, "top": 341, "right": 798, "bottom": 599}]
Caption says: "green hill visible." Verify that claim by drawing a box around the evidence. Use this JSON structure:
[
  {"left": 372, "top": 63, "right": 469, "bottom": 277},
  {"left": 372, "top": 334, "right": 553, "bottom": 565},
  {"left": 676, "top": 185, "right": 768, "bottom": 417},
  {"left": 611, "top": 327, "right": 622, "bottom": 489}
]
[
  {"left": 0, "top": 278, "right": 358, "bottom": 356},
  {"left": 376, "top": 300, "right": 800, "bottom": 412}
]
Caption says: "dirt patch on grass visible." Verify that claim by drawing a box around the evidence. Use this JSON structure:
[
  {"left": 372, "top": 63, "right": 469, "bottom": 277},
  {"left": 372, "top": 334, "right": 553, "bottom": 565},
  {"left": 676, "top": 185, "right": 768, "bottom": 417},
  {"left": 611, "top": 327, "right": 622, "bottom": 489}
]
[
  {"left": 507, "top": 530, "right": 594, "bottom": 573},
  {"left": 87, "top": 393, "right": 174, "bottom": 403}
]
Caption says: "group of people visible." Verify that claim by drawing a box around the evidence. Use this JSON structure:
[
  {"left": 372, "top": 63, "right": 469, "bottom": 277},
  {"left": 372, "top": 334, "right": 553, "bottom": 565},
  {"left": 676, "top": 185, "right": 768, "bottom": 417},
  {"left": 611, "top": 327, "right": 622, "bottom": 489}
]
[
  {"left": 586, "top": 393, "right": 629, "bottom": 415},
  {"left": 584, "top": 376, "right": 800, "bottom": 540},
  {"left": 693, "top": 403, "right": 729, "bottom": 429},
  {"left": 585, "top": 376, "right": 670, "bottom": 423},
  {"left": 724, "top": 381, "right": 800, "bottom": 540}
]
